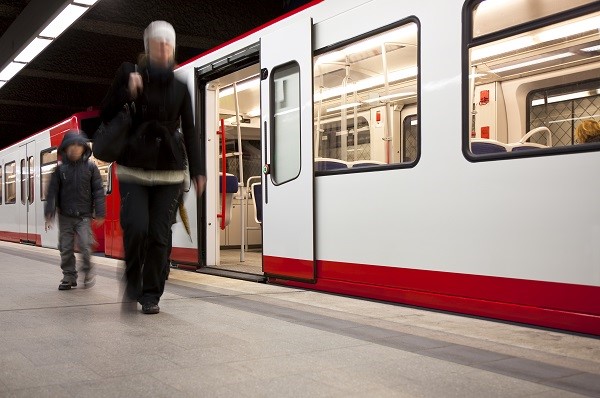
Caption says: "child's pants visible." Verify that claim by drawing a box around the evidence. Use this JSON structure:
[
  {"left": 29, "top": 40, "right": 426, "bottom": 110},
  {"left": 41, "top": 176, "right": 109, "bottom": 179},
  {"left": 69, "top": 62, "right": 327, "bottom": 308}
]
[{"left": 58, "top": 214, "right": 93, "bottom": 281}]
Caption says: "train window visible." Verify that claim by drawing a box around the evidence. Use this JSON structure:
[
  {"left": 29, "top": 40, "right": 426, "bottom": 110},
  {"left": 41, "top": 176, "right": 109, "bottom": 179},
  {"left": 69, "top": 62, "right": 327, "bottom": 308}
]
[
  {"left": 0, "top": 166, "right": 2, "bottom": 205},
  {"left": 40, "top": 149, "right": 57, "bottom": 201},
  {"left": 465, "top": 0, "right": 600, "bottom": 159},
  {"left": 5, "top": 161, "right": 16, "bottom": 204},
  {"left": 270, "top": 62, "right": 301, "bottom": 185},
  {"left": 314, "top": 20, "right": 419, "bottom": 171}
]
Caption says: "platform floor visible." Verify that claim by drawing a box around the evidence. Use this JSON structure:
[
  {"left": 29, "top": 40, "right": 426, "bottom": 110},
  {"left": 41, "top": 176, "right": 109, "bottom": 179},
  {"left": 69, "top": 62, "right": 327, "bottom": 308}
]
[{"left": 0, "top": 240, "right": 599, "bottom": 398}]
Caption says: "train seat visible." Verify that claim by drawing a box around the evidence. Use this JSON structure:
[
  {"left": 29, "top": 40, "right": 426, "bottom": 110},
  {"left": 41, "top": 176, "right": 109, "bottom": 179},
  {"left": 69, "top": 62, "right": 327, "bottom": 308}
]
[
  {"left": 470, "top": 139, "right": 508, "bottom": 154},
  {"left": 251, "top": 182, "right": 262, "bottom": 224},
  {"left": 510, "top": 143, "right": 546, "bottom": 152},
  {"left": 314, "top": 157, "right": 350, "bottom": 171},
  {"left": 219, "top": 173, "right": 239, "bottom": 227},
  {"left": 350, "top": 160, "right": 386, "bottom": 168}
]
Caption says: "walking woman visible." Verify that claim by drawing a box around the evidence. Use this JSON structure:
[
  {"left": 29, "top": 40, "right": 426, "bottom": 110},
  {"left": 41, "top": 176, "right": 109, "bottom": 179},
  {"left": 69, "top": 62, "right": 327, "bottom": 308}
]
[{"left": 100, "top": 21, "right": 205, "bottom": 314}]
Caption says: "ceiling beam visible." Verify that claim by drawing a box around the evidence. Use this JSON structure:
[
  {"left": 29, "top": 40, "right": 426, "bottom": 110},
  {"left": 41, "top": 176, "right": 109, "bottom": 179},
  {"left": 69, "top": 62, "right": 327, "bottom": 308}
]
[{"left": 0, "top": 0, "right": 71, "bottom": 72}]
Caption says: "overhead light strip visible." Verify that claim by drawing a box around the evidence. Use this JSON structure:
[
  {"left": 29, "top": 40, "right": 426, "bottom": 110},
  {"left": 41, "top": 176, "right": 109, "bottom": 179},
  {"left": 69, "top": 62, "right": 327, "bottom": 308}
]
[{"left": 0, "top": 1, "right": 94, "bottom": 90}]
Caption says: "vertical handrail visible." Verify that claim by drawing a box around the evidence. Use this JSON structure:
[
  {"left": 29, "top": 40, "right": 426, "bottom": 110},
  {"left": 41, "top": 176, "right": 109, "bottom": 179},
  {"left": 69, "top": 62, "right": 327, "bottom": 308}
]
[{"left": 216, "top": 118, "right": 227, "bottom": 230}]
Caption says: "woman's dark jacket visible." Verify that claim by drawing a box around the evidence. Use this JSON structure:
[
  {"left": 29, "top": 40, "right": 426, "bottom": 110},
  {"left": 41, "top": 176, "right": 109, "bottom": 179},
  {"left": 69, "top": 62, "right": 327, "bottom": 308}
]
[
  {"left": 44, "top": 131, "right": 106, "bottom": 219},
  {"left": 100, "top": 62, "right": 203, "bottom": 177}
]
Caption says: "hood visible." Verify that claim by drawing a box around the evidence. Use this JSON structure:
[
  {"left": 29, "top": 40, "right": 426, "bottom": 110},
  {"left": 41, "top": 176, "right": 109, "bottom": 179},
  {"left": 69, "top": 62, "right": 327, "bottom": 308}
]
[{"left": 58, "top": 130, "right": 92, "bottom": 162}]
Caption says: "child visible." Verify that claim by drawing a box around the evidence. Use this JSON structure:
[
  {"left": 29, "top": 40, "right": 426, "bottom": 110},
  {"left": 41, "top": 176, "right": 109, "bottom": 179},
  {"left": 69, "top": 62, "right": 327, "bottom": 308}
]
[{"left": 44, "top": 130, "right": 106, "bottom": 290}]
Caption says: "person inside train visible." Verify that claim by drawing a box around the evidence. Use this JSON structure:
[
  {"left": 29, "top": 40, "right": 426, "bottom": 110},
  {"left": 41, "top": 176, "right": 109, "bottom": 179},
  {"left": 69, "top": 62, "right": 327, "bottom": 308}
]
[
  {"left": 44, "top": 130, "right": 106, "bottom": 291},
  {"left": 100, "top": 20, "right": 206, "bottom": 314},
  {"left": 575, "top": 119, "right": 600, "bottom": 144}
]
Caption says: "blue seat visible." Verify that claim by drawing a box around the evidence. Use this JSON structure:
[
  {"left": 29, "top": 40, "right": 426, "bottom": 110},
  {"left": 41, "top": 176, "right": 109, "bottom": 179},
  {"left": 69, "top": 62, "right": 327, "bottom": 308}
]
[
  {"left": 471, "top": 140, "right": 507, "bottom": 154},
  {"left": 219, "top": 173, "right": 238, "bottom": 227},
  {"left": 314, "top": 157, "right": 349, "bottom": 171},
  {"left": 510, "top": 144, "right": 543, "bottom": 152},
  {"left": 350, "top": 160, "right": 386, "bottom": 168},
  {"left": 251, "top": 182, "right": 262, "bottom": 224}
]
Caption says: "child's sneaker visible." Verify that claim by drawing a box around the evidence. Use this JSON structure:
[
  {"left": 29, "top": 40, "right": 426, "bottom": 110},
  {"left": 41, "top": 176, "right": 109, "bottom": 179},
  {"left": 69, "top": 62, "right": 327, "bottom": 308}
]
[
  {"left": 83, "top": 274, "right": 96, "bottom": 289},
  {"left": 58, "top": 279, "right": 77, "bottom": 290}
]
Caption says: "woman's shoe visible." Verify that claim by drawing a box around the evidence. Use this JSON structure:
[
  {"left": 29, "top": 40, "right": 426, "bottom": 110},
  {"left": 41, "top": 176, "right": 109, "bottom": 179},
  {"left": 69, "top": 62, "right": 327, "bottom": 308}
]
[{"left": 141, "top": 303, "right": 160, "bottom": 314}]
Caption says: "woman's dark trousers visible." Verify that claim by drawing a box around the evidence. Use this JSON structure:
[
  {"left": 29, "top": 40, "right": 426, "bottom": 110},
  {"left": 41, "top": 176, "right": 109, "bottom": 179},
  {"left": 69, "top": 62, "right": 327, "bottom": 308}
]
[{"left": 119, "top": 181, "right": 181, "bottom": 306}]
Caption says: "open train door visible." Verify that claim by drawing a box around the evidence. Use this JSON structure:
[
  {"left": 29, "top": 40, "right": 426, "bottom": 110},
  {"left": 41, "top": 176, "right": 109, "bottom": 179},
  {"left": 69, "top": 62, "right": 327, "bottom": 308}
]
[{"left": 260, "top": 18, "right": 315, "bottom": 282}]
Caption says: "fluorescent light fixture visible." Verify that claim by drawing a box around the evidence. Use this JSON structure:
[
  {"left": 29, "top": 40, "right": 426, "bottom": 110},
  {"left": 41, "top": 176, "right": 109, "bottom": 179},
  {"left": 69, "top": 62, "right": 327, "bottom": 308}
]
[
  {"left": 472, "top": 15, "right": 600, "bottom": 61},
  {"left": 326, "top": 102, "right": 362, "bottom": 113},
  {"left": 219, "top": 76, "right": 260, "bottom": 97},
  {"left": 73, "top": 0, "right": 99, "bottom": 5},
  {"left": 490, "top": 52, "right": 573, "bottom": 74},
  {"left": 581, "top": 44, "right": 600, "bottom": 52},
  {"left": 363, "top": 91, "right": 416, "bottom": 103},
  {"left": 0, "top": 62, "right": 27, "bottom": 81},
  {"left": 531, "top": 89, "right": 599, "bottom": 106},
  {"left": 14, "top": 37, "right": 53, "bottom": 63},
  {"left": 315, "top": 66, "right": 418, "bottom": 101},
  {"left": 0, "top": 81, "right": 6, "bottom": 89},
  {"left": 40, "top": 4, "right": 87, "bottom": 38}
]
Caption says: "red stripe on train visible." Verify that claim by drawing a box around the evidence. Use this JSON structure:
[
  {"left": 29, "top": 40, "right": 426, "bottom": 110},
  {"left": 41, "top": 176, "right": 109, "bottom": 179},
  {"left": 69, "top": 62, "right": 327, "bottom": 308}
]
[
  {"left": 270, "top": 259, "right": 600, "bottom": 336},
  {"left": 264, "top": 255, "right": 314, "bottom": 280}
]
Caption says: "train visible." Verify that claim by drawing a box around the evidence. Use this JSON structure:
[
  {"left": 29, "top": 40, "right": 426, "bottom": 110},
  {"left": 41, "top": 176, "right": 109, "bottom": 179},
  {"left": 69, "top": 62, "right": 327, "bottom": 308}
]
[{"left": 0, "top": 0, "right": 599, "bottom": 335}]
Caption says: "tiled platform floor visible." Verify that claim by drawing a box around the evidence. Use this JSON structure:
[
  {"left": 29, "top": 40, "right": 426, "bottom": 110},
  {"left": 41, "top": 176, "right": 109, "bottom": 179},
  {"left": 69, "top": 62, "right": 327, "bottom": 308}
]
[{"left": 0, "top": 240, "right": 599, "bottom": 397}]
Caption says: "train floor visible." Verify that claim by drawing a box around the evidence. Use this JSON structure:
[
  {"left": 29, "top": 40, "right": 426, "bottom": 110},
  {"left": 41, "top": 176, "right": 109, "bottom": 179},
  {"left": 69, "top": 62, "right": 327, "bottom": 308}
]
[{"left": 0, "top": 240, "right": 599, "bottom": 397}]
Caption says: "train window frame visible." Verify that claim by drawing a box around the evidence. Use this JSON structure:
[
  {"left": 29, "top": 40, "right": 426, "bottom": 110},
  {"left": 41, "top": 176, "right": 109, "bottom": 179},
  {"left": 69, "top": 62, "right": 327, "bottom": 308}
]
[
  {"left": 4, "top": 161, "right": 16, "bottom": 205},
  {"left": 463, "top": 0, "right": 600, "bottom": 162},
  {"left": 313, "top": 17, "right": 421, "bottom": 175},
  {"left": 270, "top": 61, "right": 302, "bottom": 186},
  {"left": 40, "top": 148, "right": 58, "bottom": 202}
]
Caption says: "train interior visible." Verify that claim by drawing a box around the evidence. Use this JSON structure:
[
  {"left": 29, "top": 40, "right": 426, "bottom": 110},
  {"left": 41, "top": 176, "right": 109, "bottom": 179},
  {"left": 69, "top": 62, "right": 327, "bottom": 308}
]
[{"left": 206, "top": 65, "right": 264, "bottom": 276}]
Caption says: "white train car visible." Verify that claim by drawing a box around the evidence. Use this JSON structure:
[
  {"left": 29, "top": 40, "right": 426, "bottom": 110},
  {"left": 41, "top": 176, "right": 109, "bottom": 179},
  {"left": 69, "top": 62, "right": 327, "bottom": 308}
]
[
  {"left": 1, "top": 0, "right": 598, "bottom": 335},
  {"left": 174, "top": 0, "right": 599, "bottom": 335}
]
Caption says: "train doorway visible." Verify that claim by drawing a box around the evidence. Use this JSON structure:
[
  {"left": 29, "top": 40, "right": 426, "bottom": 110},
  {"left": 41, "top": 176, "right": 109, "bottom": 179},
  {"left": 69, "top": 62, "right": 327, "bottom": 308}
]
[
  {"left": 18, "top": 141, "right": 36, "bottom": 244},
  {"left": 198, "top": 46, "right": 265, "bottom": 280}
]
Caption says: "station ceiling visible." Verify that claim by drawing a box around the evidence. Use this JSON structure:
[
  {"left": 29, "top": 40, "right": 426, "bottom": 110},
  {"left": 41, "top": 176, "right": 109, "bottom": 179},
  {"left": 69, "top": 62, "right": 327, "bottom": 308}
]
[{"left": 0, "top": 0, "right": 310, "bottom": 148}]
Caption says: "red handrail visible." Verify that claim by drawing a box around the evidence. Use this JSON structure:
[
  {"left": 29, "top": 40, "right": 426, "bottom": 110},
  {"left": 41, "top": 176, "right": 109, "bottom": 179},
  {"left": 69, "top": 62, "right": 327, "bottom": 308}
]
[{"left": 216, "top": 119, "right": 227, "bottom": 230}]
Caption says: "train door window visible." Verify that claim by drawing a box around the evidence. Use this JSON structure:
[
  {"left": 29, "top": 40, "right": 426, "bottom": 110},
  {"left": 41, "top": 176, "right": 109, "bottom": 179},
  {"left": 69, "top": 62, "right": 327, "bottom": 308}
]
[
  {"left": 27, "top": 156, "right": 34, "bottom": 204},
  {"left": 40, "top": 149, "right": 57, "bottom": 201},
  {"left": 5, "top": 161, "right": 16, "bottom": 204},
  {"left": 402, "top": 115, "right": 418, "bottom": 163},
  {"left": 20, "top": 159, "right": 26, "bottom": 205},
  {"left": 271, "top": 62, "right": 301, "bottom": 185},
  {"left": 465, "top": 0, "right": 600, "bottom": 159},
  {"left": 314, "top": 20, "right": 420, "bottom": 171}
]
